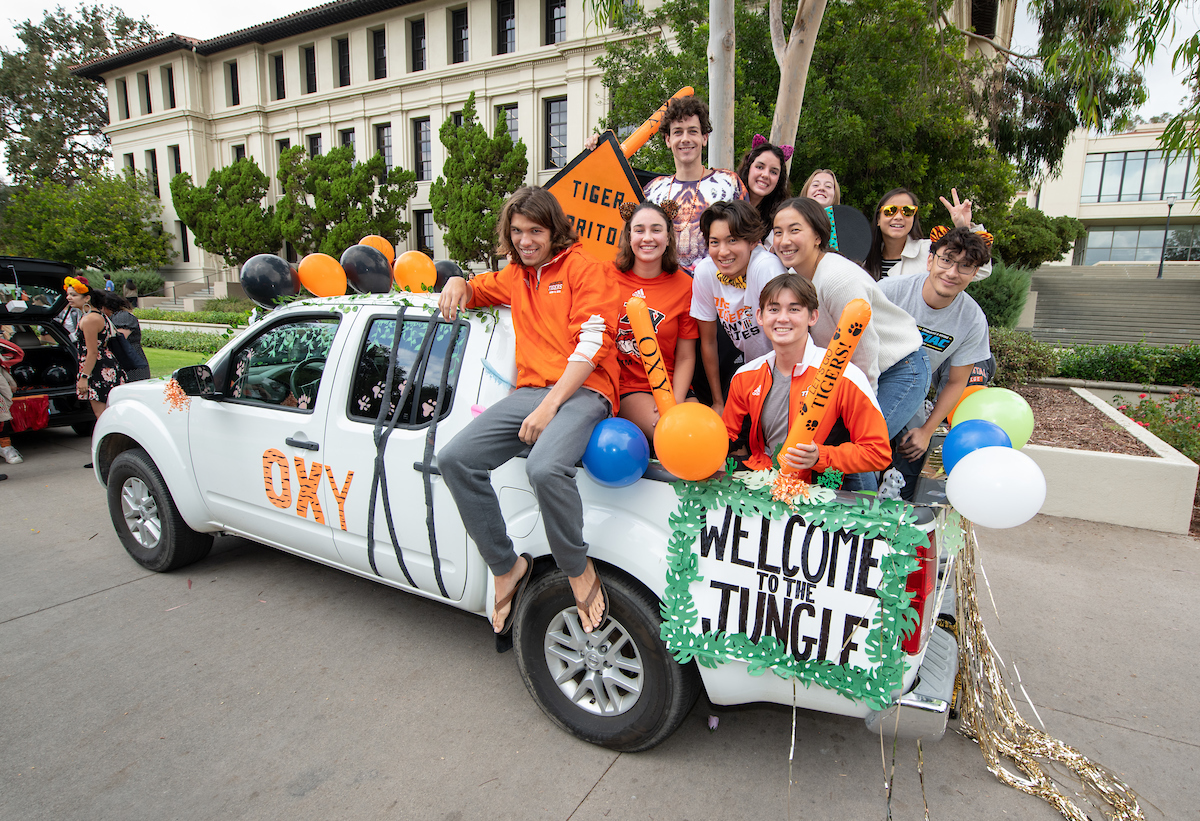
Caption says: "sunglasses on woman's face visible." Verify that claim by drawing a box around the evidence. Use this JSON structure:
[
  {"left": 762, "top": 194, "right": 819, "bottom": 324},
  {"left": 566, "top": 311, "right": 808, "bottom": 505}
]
[{"left": 881, "top": 204, "right": 918, "bottom": 218}]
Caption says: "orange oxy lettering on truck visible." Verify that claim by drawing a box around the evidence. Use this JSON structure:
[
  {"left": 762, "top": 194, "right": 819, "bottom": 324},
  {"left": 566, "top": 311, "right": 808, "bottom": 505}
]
[
  {"left": 262, "top": 449, "right": 292, "bottom": 508},
  {"left": 323, "top": 464, "right": 354, "bottom": 531},
  {"left": 293, "top": 458, "right": 326, "bottom": 524}
]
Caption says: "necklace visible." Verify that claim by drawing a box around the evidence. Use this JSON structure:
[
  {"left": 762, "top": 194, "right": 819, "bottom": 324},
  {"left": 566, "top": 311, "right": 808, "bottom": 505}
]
[{"left": 715, "top": 272, "right": 746, "bottom": 289}]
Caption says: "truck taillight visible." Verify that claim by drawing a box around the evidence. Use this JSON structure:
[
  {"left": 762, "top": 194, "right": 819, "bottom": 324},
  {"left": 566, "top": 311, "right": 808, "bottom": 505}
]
[{"left": 901, "top": 530, "right": 937, "bottom": 656}]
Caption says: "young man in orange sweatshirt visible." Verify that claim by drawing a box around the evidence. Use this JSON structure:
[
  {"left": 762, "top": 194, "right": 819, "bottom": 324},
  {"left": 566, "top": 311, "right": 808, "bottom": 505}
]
[
  {"left": 722, "top": 273, "right": 892, "bottom": 482},
  {"left": 438, "top": 187, "right": 620, "bottom": 636}
]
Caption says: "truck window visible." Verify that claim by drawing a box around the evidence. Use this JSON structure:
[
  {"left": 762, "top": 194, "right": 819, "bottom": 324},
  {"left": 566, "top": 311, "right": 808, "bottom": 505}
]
[
  {"left": 347, "top": 316, "right": 467, "bottom": 426},
  {"left": 227, "top": 317, "right": 339, "bottom": 411}
]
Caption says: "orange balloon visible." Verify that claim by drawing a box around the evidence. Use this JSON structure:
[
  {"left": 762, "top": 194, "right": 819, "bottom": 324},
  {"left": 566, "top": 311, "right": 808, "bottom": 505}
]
[
  {"left": 948, "top": 384, "right": 987, "bottom": 425},
  {"left": 297, "top": 253, "right": 347, "bottom": 298},
  {"left": 393, "top": 250, "right": 438, "bottom": 293},
  {"left": 653, "top": 403, "right": 727, "bottom": 481},
  {"left": 359, "top": 235, "right": 395, "bottom": 265}
]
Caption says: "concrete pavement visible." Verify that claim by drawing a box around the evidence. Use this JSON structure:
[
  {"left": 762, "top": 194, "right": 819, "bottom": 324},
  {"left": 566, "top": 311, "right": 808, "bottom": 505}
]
[{"left": 2, "top": 427, "right": 1196, "bottom": 820}]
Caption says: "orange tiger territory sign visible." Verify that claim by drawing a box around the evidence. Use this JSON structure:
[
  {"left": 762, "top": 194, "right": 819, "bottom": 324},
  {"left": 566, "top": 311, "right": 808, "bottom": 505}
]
[
  {"left": 620, "top": 87, "right": 695, "bottom": 158},
  {"left": 626, "top": 296, "right": 676, "bottom": 416},
  {"left": 545, "top": 131, "right": 644, "bottom": 262},
  {"left": 778, "top": 298, "right": 873, "bottom": 475}
]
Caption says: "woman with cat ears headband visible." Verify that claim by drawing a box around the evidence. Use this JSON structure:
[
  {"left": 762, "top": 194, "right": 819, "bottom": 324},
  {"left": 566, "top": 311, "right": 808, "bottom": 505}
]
[
  {"left": 606, "top": 199, "right": 700, "bottom": 443},
  {"left": 736, "top": 135, "right": 792, "bottom": 243}
]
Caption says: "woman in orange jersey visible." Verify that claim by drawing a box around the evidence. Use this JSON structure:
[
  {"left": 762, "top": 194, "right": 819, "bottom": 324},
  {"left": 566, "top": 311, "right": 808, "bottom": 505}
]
[{"left": 608, "top": 201, "right": 698, "bottom": 443}]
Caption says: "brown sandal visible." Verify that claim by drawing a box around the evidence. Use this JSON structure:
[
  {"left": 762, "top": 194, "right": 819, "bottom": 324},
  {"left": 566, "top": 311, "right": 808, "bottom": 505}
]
[
  {"left": 494, "top": 553, "right": 534, "bottom": 635},
  {"left": 573, "top": 560, "right": 609, "bottom": 633}
]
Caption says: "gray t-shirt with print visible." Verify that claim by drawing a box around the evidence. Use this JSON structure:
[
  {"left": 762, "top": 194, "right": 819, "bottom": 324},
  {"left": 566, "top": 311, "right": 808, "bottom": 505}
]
[{"left": 878, "top": 272, "right": 990, "bottom": 373}]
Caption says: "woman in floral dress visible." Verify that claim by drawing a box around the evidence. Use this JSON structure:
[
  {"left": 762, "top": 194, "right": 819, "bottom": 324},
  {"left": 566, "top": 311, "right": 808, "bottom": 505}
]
[{"left": 65, "top": 276, "right": 126, "bottom": 420}]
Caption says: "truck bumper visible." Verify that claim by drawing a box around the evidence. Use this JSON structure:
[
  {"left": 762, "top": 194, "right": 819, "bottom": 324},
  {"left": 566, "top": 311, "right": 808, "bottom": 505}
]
[{"left": 864, "top": 624, "right": 958, "bottom": 740}]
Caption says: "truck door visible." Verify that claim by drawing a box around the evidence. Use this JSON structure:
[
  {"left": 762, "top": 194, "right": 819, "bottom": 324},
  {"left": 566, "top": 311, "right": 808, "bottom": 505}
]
[
  {"left": 188, "top": 313, "right": 345, "bottom": 563},
  {"left": 323, "top": 311, "right": 475, "bottom": 601}
]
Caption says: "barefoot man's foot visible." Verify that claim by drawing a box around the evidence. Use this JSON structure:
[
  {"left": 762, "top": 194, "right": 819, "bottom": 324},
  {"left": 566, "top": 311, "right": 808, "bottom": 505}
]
[
  {"left": 492, "top": 553, "right": 532, "bottom": 633},
  {"left": 569, "top": 559, "right": 608, "bottom": 633}
]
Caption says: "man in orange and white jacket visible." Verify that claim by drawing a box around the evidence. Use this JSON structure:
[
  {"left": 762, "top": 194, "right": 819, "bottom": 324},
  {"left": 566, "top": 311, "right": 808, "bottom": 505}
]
[
  {"left": 722, "top": 273, "right": 891, "bottom": 484},
  {"left": 438, "top": 187, "right": 620, "bottom": 637}
]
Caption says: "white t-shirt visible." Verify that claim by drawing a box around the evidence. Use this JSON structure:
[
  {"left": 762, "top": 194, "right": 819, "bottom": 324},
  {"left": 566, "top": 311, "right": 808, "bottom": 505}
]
[
  {"left": 878, "top": 271, "right": 990, "bottom": 373},
  {"left": 690, "top": 245, "right": 784, "bottom": 361}
]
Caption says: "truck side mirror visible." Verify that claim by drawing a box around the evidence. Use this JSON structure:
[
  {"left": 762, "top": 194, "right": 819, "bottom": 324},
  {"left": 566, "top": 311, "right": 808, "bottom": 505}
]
[{"left": 173, "top": 364, "right": 218, "bottom": 399}]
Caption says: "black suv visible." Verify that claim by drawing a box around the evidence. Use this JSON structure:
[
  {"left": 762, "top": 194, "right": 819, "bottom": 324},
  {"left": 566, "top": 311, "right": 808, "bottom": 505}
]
[{"left": 1, "top": 257, "right": 100, "bottom": 435}]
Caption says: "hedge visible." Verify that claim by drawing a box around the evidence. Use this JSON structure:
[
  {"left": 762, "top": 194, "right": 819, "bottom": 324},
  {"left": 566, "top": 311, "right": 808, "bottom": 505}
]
[
  {"left": 1056, "top": 342, "right": 1200, "bottom": 387},
  {"left": 133, "top": 307, "right": 248, "bottom": 326},
  {"left": 989, "top": 327, "right": 1059, "bottom": 388},
  {"left": 965, "top": 261, "right": 1032, "bottom": 329},
  {"left": 140, "top": 329, "right": 228, "bottom": 355}
]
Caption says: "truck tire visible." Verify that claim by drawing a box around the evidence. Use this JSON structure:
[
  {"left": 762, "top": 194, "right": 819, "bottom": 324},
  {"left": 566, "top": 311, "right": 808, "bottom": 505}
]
[
  {"left": 514, "top": 567, "right": 700, "bottom": 752},
  {"left": 107, "top": 448, "right": 213, "bottom": 572}
]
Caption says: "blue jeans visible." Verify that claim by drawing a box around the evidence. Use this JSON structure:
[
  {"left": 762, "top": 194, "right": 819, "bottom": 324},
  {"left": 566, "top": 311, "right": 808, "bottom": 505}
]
[{"left": 843, "top": 349, "right": 931, "bottom": 492}]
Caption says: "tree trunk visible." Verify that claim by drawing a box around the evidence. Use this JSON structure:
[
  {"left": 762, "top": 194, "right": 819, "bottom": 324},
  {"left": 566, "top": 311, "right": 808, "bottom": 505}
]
[
  {"left": 769, "top": 0, "right": 828, "bottom": 170},
  {"left": 708, "top": 0, "right": 736, "bottom": 171}
]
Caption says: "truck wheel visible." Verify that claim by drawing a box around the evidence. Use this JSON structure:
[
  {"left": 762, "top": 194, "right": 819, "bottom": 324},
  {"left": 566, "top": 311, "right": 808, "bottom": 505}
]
[
  {"left": 514, "top": 567, "right": 700, "bottom": 752},
  {"left": 107, "top": 449, "right": 213, "bottom": 572}
]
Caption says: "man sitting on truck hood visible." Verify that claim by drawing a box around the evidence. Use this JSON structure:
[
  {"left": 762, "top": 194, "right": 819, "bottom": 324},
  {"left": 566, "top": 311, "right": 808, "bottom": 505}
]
[{"left": 437, "top": 187, "right": 621, "bottom": 635}]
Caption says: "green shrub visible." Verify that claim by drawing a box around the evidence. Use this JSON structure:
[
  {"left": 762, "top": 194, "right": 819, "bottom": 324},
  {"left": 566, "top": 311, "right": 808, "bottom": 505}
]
[
  {"left": 965, "top": 261, "right": 1032, "bottom": 329},
  {"left": 989, "top": 327, "right": 1059, "bottom": 388},
  {"left": 140, "top": 329, "right": 227, "bottom": 355},
  {"left": 1053, "top": 341, "right": 1200, "bottom": 386},
  {"left": 133, "top": 307, "right": 248, "bottom": 326},
  {"left": 128, "top": 270, "right": 164, "bottom": 296},
  {"left": 1113, "top": 391, "right": 1200, "bottom": 463},
  {"left": 204, "top": 296, "right": 255, "bottom": 313}
]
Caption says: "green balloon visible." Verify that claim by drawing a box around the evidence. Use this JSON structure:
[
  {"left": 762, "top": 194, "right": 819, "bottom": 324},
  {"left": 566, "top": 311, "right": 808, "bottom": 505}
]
[{"left": 949, "top": 387, "right": 1034, "bottom": 449}]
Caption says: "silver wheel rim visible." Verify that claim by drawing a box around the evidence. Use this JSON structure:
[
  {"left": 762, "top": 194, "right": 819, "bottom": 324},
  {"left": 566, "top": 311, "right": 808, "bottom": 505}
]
[
  {"left": 543, "top": 607, "right": 644, "bottom": 717},
  {"left": 120, "top": 477, "right": 162, "bottom": 549}
]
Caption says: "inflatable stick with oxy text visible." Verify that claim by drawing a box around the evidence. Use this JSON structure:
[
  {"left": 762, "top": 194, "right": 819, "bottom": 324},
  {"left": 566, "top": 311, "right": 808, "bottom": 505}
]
[{"left": 626, "top": 295, "right": 676, "bottom": 417}]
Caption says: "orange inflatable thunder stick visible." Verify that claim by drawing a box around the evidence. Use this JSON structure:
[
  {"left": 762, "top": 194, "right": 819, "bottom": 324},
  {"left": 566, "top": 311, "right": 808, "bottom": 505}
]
[
  {"left": 626, "top": 296, "right": 676, "bottom": 417},
  {"left": 778, "top": 298, "right": 873, "bottom": 476},
  {"left": 619, "top": 87, "right": 695, "bottom": 158}
]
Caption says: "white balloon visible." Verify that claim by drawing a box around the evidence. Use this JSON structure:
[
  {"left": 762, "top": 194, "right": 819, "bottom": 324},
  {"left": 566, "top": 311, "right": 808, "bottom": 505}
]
[{"left": 945, "top": 446, "right": 1046, "bottom": 529}]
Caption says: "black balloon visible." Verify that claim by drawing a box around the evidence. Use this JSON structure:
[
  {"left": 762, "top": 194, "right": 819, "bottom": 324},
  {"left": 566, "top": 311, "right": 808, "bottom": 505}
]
[
  {"left": 240, "top": 254, "right": 301, "bottom": 309},
  {"left": 829, "top": 205, "right": 872, "bottom": 265},
  {"left": 340, "top": 245, "right": 392, "bottom": 294},
  {"left": 11, "top": 364, "right": 35, "bottom": 386},
  {"left": 43, "top": 365, "right": 71, "bottom": 386},
  {"left": 433, "top": 260, "right": 464, "bottom": 292}
]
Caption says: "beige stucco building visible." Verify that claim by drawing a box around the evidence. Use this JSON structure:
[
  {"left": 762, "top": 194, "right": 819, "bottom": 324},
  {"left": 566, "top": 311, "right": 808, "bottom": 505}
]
[{"left": 1027, "top": 124, "right": 1198, "bottom": 266}]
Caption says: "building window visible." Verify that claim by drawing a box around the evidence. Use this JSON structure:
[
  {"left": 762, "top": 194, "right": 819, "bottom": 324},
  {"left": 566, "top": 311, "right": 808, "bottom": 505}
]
[
  {"left": 413, "top": 117, "right": 431, "bottom": 181},
  {"left": 545, "top": 0, "right": 566, "bottom": 45},
  {"left": 1081, "top": 150, "right": 1196, "bottom": 204},
  {"left": 411, "top": 19, "right": 426, "bottom": 71},
  {"left": 168, "top": 144, "right": 182, "bottom": 176},
  {"left": 277, "top": 138, "right": 291, "bottom": 192},
  {"left": 376, "top": 123, "right": 392, "bottom": 174},
  {"left": 497, "top": 0, "right": 515, "bottom": 55},
  {"left": 137, "top": 71, "right": 152, "bottom": 115},
  {"left": 226, "top": 61, "right": 240, "bottom": 106},
  {"left": 1080, "top": 225, "right": 1200, "bottom": 264},
  {"left": 415, "top": 209, "right": 435, "bottom": 255},
  {"left": 176, "top": 221, "right": 190, "bottom": 263},
  {"left": 544, "top": 96, "right": 567, "bottom": 169},
  {"left": 233, "top": 144, "right": 246, "bottom": 162},
  {"left": 162, "top": 65, "right": 176, "bottom": 109},
  {"left": 496, "top": 104, "right": 518, "bottom": 142},
  {"left": 372, "top": 28, "right": 387, "bottom": 79},
  {"left": 340, "top": 128, "right": 355, "bottom": 154},
  {"left": 303, "top": 45, "right": 317, "bottom": 94},
  {"left": 336, "top": 37, "right": 350, "bottom": 87},
  {"left": 123, "top": 152, "right": 135, "bottom": 173},
  {"left": 116, "top": 78, "right": 130, "bottom": 120},
  {"left": 272, "top": 53, "right": 286, "bottom": 100},
  {"left": 451, "top": 8, "right": 469, "bottom": 63},
  {"left": 452, "top": 110, "right": 464, "bottom": 128},
  {"left": 308, "top": 133, "right": 322, "bottom": 156},
  {"left": 145, "top": 149, "right": 159, "bottom": 197}
]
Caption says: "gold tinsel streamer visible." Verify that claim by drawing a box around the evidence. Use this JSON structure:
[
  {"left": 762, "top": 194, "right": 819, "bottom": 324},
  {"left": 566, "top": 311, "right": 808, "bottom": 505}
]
[{"left": 955, "top": 521, "right": 1145, "bottom": 820}]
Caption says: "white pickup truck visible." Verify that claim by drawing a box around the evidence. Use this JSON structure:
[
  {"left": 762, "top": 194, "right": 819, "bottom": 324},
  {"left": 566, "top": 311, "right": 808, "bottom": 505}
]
[{"left": 92, "top": 291, "right": 958, "bottom": 752}]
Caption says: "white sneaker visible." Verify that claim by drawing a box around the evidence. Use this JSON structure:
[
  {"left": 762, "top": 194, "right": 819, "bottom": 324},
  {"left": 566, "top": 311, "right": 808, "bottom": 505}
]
[{"left": 0, "top": 445, "right": 22, "bottom": 464}]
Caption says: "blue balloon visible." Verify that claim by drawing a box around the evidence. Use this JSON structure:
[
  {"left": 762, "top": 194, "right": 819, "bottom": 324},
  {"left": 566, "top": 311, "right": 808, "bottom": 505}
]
[
  {"left": 941, "top": 419, "right": 1012, "bottom": 474},
  {"left": 582, "top": 418, "right": 650, "bottom": 488}
]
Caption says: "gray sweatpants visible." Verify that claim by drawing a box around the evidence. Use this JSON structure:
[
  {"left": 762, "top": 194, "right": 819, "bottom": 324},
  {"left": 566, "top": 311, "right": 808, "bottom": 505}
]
[{"left": 438, "top": 386, "right": 609, "bottom": 578}]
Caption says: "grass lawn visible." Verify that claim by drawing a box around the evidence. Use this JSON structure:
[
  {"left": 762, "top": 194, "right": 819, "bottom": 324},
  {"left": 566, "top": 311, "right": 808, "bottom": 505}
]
[{"left": 145, "top": 348, "right": 207, "bottom": 378}]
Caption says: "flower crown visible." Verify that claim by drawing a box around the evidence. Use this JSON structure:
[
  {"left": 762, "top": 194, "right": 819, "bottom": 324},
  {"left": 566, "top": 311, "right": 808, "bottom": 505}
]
[
  {"left": 618, "top": 199, "right": 681, "bottom": 222},
  {"left": 929, "top": 225, "right": 993, "bottom": 249},
  {"left": 751, "top": 133, "right": 793, "bottom": 160},
  {"left": 64, "top": 276, "right": 89, "bottom": 294}
]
